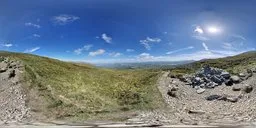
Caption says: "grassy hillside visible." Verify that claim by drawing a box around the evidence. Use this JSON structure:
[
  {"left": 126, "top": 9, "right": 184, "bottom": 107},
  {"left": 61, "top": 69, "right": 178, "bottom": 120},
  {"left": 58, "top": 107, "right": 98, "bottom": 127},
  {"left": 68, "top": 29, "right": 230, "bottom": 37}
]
[
  {"left": 0, "top": 51, "right": 164, "bottom": 121},
  {"left": 168, "top": 51, "right": 256, "bottom": 77}
]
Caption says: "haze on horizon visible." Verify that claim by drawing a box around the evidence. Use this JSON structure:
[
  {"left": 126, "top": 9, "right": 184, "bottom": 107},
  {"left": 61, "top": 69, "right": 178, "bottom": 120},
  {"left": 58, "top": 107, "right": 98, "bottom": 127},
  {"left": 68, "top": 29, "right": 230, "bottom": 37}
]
[{"left": 0, "top": 0, "right": 255, "bottom": 64}]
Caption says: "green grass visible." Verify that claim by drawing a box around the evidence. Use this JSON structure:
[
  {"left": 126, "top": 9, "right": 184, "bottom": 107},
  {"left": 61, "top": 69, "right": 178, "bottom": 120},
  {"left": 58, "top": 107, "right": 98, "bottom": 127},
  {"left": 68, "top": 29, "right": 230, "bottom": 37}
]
[{"left": 0, "top": 51, "right": 164, "bottom": 121}]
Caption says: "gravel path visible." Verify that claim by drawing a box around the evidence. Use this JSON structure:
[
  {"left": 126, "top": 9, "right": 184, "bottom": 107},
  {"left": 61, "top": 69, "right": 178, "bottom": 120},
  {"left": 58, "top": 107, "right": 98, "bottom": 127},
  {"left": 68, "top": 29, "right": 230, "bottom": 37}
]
[
  {"left": 129, "top": 71, "right": 256, "bottom": 126},
  {"left": 0, "top": 58, "right": 31, "bottom": 124}
]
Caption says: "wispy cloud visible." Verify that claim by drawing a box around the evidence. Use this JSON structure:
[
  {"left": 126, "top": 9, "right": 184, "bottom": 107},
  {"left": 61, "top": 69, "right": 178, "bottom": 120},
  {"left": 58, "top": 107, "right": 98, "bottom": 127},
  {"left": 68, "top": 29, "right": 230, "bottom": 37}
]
[
  {"left": 74, "top": 44, "right": 93, "bottom": 55},
  {"left": 52, "top": 14, "right": 80, "bottom": 25},
  {"left": 166, "top": 46, "right": 194, "bottom": 54},
  {"left": 33, "top": 34, "right": 41, "bottom": 38},
  {"left": 222, "top": 43, "right": 235, "bottom": 50},
  {"left": 89, "top": 49, "right": 105, "bottom": 56},
  {"left": 202, "top": 42, "right": 209, "bottom": 51},
  {"left": 24, "top": 47, "right": 40, "bottom": 53},
  {"left": 192, "top": 35, "right": 210, "bottom": 41},
  {"left": 126, "top": 49, "right": 134, "bottom": 52},
  {"left": 194, "top": 26, "right": 204, "bottom": 34},
  {"left": 231, "top": 34, "right": 246, "bottom": 41},
  {"left": 109, "top": 52, "right": 122, "bottom": 57},
  {"left": 140, "top": 37, "right": 161, "bottom": 50},
  {"left": 102, "top": 33, "right": 112, "bottom": 43},
  {"left": 25, "top": 22, "right": 41, "bottom": 28}
]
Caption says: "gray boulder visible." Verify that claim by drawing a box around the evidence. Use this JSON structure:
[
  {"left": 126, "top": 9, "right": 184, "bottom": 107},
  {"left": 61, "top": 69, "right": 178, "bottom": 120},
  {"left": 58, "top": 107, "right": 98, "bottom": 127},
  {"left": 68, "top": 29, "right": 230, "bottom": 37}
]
[
  {"left": 210, "top": 75, "right": 222, "bottom": 84},
  {"left": 225, "top": 79, "right": 233, "bottom": 86},
  {"left": 221, "top": 71, "right": 230, "bottom": 79}
]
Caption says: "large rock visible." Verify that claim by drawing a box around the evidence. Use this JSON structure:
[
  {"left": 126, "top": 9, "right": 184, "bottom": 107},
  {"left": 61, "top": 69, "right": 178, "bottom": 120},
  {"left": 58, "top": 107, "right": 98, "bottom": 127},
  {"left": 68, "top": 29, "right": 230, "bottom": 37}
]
[
  {"left": 230, "top": 75, "right": 240, "bottom": 83},
  {"left": 225, "top": 79, "right": 233, "bottom": 86},
  {"left": 221, "top": 72, "right": 231, "bottom": 79},
  {"left": 210, "top": 75, "right": 222, "bottom": 84}
]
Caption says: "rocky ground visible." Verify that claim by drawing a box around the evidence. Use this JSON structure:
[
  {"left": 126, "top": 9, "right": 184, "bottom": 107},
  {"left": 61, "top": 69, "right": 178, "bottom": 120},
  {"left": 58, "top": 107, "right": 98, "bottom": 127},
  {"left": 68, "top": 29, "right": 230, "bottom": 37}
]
[
  {"left": 0, "top": 57, "right": 31, "bottom": 124},
  {"left": 129, "top": 67, "right": 256, "bottom": 126}
]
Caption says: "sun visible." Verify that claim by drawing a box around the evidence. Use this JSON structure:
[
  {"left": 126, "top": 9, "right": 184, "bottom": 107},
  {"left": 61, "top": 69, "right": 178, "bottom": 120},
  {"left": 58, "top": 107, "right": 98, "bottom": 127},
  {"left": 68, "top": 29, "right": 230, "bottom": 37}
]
[{"left": 207, "top": 26, "right": 220, "bottom": 34}]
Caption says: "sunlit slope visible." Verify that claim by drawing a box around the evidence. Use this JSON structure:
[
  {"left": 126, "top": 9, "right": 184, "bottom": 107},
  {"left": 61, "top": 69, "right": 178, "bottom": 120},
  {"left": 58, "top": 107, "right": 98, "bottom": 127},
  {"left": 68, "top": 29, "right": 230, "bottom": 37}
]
[{"left": 0, "top": 51, "right": 164, "bottom": 120}]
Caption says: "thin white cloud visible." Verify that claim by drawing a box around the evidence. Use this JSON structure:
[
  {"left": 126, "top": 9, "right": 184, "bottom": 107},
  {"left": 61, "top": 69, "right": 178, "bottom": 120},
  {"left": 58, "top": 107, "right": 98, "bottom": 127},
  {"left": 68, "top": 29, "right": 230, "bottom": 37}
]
[
  {"left": 89, "top": 49, "right": 105, "bottom": 56},
  {"left": 222, "top": 43, "right": 235, "bottom": 50},
  {"left": 24, "top": 47, "right": 40, "bottom": 53},
  {"left": 33, "top": 34, "right": 41, "bottom": 38},
  {"left": 140, "top": 37, "right": 161, "bottom": 50},
  {"left": 192, "top": 35, "right": 210, "bottom": 41},
  {"left": 52, "top": 14, "right": 80, "bottom": 25},
  {"left": 126, "top": 49, "right": 135, "bottom": 52},
  {"left": 74, "top": 44, "right": 93, "bottom": 55},
  {"left": 166, "top": 46, "right": 194, "bottom": 54},
  {"left": 194, "top": 26, "right": 204, "bottom": 34},
  {"left": 75, "top": 48, "right": 255, "bottom": 63},
  {"left": 1, "top": 43, "right": 13, "bottom": 48},
  {"left": 202, "top": 42, "right": 209, "bottom": 51},
  {"left": 109, "top": 52, "right": 122, "bottom": 57},
  {"left": 102, "top": 33, "right": 112, "bottom": 43},
  {"left": 25, "top": 22, "right": 41, "bottom": 28},
  {"left": 231, "top": 34, "right": 246, "bottom": 41},
  {"left": 137, "top": 53, "right": 154, "bottom": 61}
]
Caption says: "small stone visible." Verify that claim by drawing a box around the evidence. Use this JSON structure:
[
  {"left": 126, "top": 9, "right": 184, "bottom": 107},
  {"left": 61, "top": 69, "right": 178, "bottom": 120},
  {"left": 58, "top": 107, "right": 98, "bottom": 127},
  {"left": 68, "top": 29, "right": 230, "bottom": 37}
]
[
  {"left": 230, "top": 75, "right": 240, "bottom": 83},
  {"left": 170, "top": 87, "right": 178, "bottom": 91},
  {"left": 247, "top": 69, "right": 253, "bottom": 74},
  {"left": 179, "top": 76, "right": 187, "bottom": 82},
  {"left": 232, "top": 85, "right": 242, "bottom": 91},
  {"left": 0, "top": 67, "right": 7, "bottom": 73},
  {"left": 205, "top": 95, "right": 223, "bottom": 101},
  {"left": 196, "top": 88, "right": 205, "bottom": 94},
  {"left": 188, "top": 110, "right": 205, "bottom": 114},
  {"left": 226, "top": 97, "right": 238, "bottom": 103},
  {"left": 243, "top": 84, "right": 253, "bottom": 93},
  {"left": 167, "top": 90, "right": 177, "bottom": 97},
  {"left": 238, "top": 73, "right": 246, "bottom": 77},
  {"left": 8, "top": 70, "right": 16, "bottom": 78}
]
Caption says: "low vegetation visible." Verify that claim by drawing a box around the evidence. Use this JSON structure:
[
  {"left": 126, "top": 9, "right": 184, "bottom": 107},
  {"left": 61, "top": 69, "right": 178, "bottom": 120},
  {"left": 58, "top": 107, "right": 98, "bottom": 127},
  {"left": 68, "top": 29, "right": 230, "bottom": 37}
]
[{"left": 0, "top": 51, "right": 164, "bottom": 121}]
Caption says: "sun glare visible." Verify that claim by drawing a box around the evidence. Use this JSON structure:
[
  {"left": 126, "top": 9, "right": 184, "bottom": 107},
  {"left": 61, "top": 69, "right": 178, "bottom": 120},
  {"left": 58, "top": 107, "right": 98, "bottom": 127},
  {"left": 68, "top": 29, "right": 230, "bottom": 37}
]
[{"left": 207, "top": 26, "right": 220, "bottom": 34}]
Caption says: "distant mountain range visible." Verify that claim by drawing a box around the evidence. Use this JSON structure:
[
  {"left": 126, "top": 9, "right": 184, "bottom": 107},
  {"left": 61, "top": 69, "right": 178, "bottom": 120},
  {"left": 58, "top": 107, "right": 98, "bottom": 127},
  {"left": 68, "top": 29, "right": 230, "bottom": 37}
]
[{"left": 95, "top": 60, "right": 195, "bottom": 69}]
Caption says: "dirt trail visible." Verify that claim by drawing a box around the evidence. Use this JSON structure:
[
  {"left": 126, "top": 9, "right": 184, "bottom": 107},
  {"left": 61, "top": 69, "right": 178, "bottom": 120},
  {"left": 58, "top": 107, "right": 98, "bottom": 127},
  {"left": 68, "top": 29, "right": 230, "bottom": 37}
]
[
  {"left": 129, "top": 71, "right": 256, "bottom": 126},
  {"left": 0, "top": 58, "right": 31, "bottom": 124}
]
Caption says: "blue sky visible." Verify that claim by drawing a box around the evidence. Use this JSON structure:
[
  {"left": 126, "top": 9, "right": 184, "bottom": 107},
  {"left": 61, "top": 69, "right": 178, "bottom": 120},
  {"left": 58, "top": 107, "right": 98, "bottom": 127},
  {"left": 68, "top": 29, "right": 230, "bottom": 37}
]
[{"left": 0, "top": 0, "right": 255, "bottom": 63}]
